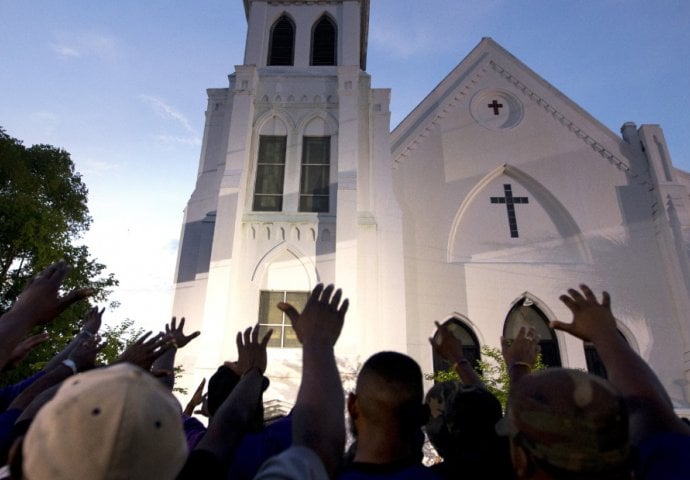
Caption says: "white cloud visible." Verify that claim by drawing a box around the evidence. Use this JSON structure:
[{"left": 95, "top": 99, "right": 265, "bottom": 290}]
[
  {"left": 139, "top": 95, "right": 202, "bottom": 146},
  {"left": 48, "top": 32, "right": 120, "bottom": 61},
  {"left": 49, "top": 43, "right": 81, "bottom": 57},
  {"left": 153, "top": 134, "right": 202, "bottom": 147},
  {"left": 78, "top": 158, "right": 120, "bottom": 177}
]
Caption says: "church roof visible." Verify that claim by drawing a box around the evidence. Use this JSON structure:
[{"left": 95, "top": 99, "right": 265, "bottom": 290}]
[{"left": 390, "top": 38, "right": 650, "bottom": 188}]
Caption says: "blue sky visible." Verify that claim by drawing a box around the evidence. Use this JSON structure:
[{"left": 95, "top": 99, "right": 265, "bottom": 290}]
[{"left": 1, "top": 0, "right": 688, "bottom": 331}]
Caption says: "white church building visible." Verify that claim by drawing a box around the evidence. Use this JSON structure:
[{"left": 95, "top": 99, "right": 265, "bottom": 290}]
[{"left": 172, "top": 0, "right": 690, "bottom": 412}]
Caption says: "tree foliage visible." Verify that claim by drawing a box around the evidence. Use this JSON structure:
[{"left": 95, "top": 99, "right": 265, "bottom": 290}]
[
  {"left": 426, "top": 345, "right": 545, "bottom": 410},
  {"left": 0, "top": 127, "right": 119, "bottom": 384}
]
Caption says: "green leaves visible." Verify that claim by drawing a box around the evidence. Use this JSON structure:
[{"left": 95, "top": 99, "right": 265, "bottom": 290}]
[{"left": 0, "top": 127, "right": 118, "bottom": 385}]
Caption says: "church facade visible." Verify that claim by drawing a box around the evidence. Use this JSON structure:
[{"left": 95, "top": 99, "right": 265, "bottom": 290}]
[{"left": 172, "top": 0, "right": 690, "bottom": 413}]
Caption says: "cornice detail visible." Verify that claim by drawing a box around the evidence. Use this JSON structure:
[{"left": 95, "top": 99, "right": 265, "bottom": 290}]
[
  {"left": 490, "top": 61, "right": 651, "bottom": 188},
  {"left": 392, "top": 68, "right": 488, "bottom": 166}
]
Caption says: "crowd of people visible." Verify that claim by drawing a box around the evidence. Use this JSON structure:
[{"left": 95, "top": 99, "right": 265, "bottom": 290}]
[{"left": 1, "top": 259, "right": 689, "bottom": 479}]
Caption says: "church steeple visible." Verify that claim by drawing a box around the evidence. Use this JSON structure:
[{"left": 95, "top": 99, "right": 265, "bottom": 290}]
[{"left": 242, "top": 0, "right": 369, "bottom": 69}]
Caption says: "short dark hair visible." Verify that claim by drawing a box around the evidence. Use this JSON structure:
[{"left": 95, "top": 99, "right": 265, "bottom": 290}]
[
  {"left": 207, "top": 365, "right": 240, "bottom": 417},
  {"left": 357, "top": 351, "right": 428, "bottom": 430}
]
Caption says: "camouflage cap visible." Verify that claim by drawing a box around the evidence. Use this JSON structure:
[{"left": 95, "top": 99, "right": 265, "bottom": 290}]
[
  {"left": 424, "top": 381, "right": 503, "bottom": 457},
  {"left": 497, "top": 368, "right": 630, "bottom": 473}
]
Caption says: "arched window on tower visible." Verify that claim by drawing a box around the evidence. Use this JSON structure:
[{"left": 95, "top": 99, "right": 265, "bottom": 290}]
[
  {"left": 431, "top": 318, "right": 481, "bottom": 379},
  {"left": 503, "top": 298, "right": 562, "bottom": 368},
  {"left": 311, "top": 15, "right": 337, "bottom": 66},
  {"left": 268, "top": 15, "right": 295, "bottom": 66}
]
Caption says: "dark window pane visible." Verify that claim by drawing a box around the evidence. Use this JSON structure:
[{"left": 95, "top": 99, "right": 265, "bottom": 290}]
[
  {"left": 285, "top": 292, "right": 308, "bottom": 312},
  {"left": 254, "top": 165, "right": 285, "bottom": 194},
  {"left": 311, "top": 17, "right": 336, "bottom": 66},
  {"left": 254, "top": 136, "right": 286, "bottom": 212},
  {"left": 299, "top": 195, "right": 329, "bottom": 213},
  {"left": 283, "top": 326, "right": 300, "bottom": 348},
  {"left": 300, "top": 165, "right": 330, "bottom": 194},
  {"left": 299, "top": 137, "right": 330, "bottom": 213},
  {"left": 269, "top": 17, "right": 294, "bottom": 66}
]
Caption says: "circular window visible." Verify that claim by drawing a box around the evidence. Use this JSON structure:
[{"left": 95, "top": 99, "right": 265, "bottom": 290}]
[{"left": 470, "top": 89, "right": 524, "bottom": 131}]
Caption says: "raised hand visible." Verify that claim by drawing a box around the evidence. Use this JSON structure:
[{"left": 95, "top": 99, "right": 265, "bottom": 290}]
[
  {"left": 81, "top": 306, "right": 105, "bottom": 336},
  {"left": 278, "top": 284, "right": 348, "bottom": 347},
  {"left": 69, "top": 335, "right": 107, "bottom": 371},
  {"left": 501, "top": 326, "right": 540, "bottom": 369},
  {"left": 4, "top": 332, "right": 50, "bottom": 370},
  {"left": 234, "top": 325, "right": 272, "bottom": 375},
  {"left": 429, "top": 320, "right": 465, "bottom": 363},
  {"left": 114, "top": 332, "right": 171, "bottom": 370},
  {"left": 11, "top": 260, "right": 94, "bottom": 325},
  {"left": 551, "top": 284, "right": 618, "bottom": 344},
  {"left": 184, "top": 378, "right": 206, "bottom": 416},
  {"left": 164, "top": 316, "right": 200, "bottom": 349}
]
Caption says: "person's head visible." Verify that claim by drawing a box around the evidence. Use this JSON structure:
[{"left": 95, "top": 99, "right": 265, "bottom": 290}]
[
  {"left": 207, "top": 363, "right": 269, "bottom": 429},
  {"left": 348, "top": 351, "right": 428, "bottom": 440},
  {"left": 425, "top": 381, "right": 505, "bottom": 459},
  {"left": 207, "top": 364, "right": 241, "bottom": 417},
  {"left": 19, "top": 363, "right": 187, "bottom": 480},
  {"left": 498, "top": 368, "right": 631, "bottom": 479}
]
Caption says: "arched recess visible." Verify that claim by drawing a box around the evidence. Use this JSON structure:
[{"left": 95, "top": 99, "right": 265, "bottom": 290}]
[
  {"left": 503, "top": 295, "right": 562, "bottom": 368},
  {"left": 255, "top": 110, "right": 296, "bottom": 135},
  {"left": 431, "top": 316, "right": 482, "bottom": 378},
  {"left": 298, "top": 112, "right": 338, "bottom": 136},
  {"left": 268, "top": 14, "right": 295, "bottom": 66},
  {"left": 448, "top": 164, "right": 591, "bottom": 263},
  {"left": 252, "top": 244, "right": 318, "bottom": 348},
  {"left": 310, "top": 13, "right": 337, "bottom": 66}
]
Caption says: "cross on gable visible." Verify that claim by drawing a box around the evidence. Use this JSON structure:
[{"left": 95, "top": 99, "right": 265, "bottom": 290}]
[
  {"left": 490, "top": 184, "right": 529, "bottom": 238},
  {"left": 488, "top": 100, "right": 504, "bottom": 115}
]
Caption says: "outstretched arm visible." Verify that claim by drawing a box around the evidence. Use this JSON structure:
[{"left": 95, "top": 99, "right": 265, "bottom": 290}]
[
  {"left": 429, "top": 320, "right": 484, "bottom": 387},
  {"left": 152, "top": 316, "right": 200, "bottom": 390},
  {"left": 195, "top": 325, "right": 271, "bottom": 472},
  {"left": 551, "top": 285, "right": 690, "bottom": 441},
  {"left": 44, "top": 306, "right": 104, "bottom": 371},
  {"left": 279, "top": 283, "right": 348, "bottom": 478},
  {"left": 0, "top": 260, "right": 93, "bottom": 370}
]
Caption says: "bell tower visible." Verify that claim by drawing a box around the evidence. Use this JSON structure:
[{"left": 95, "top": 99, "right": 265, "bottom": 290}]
[{"left": 172, "top": 0, "right": 406, "bottom": 402}]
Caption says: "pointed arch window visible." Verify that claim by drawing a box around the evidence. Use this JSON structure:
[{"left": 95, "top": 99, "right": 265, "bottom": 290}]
[
  {"left": 503, "top": 298, "right": 562, "bottom": 368},
  {"left": 431, "top": 318, "right": 481, "bottom": 378},
  {"left": 311, "top": 15, "right": 337, "bottom": 66},
  {"left": 268, "top": 15, "right": 295, "bottom": 66},
  {"left": 253, "top": 135, "right": 287, "bottom": 212},
  {"left": 299, "top": 136, "right": 330, "bottom": 212}
]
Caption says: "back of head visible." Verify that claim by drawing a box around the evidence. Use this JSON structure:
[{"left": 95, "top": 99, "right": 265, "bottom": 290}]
[
  {"left": 23, "top": 363, "right": 187, "bottom": 480},
  {"left": 425, "top": 381, "right": 503, "bottom": 456},
  {"left": 499, "top": 368, "right": 630, "bottom": 478},
  {"left": 356, "top": 351, "right": 426, "bottom": 433},
  {"left": 425, "top": 382, "right": 512, "bottom": 477},
  {"left": 207, "top": 365, "right": 241, "bottom": 417}
]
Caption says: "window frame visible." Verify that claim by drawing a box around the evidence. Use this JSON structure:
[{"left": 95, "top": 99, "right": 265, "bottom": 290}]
[
  {"left": 299, "top": 136, "right": 331, "bottom": 213},
  {"left": 258, "top": 290, "right": 309, "bottom": 348}
]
